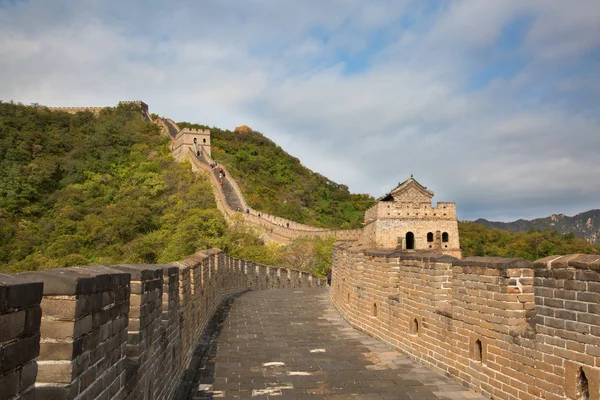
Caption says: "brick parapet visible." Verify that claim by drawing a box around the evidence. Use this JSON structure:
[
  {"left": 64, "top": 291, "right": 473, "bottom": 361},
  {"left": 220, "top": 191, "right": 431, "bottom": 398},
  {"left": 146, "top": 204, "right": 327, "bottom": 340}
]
[
  {"left": 17, "top": 266, "right": 130, "bottom": 400},
  {"left": 0, "top": 274, "right": 43, "bottom": 400},
  {"left": 331, "top": 246, "right": 600, "bottom": 400},
  {"left": 3, "top": 250, "right": 324, "bottom": 400}
]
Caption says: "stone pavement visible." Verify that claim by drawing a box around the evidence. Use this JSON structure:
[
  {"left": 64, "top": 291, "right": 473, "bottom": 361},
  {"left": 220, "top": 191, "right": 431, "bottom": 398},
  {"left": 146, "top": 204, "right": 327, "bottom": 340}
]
[{"left": 190, "top": 288, "right": 488, "bottom": 400}]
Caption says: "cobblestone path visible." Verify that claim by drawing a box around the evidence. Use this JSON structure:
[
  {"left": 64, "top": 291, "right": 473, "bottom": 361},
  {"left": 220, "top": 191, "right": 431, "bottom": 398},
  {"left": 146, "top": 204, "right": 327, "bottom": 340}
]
[{"left": 191, "top": 288, "right": 487, "bottom": 400}]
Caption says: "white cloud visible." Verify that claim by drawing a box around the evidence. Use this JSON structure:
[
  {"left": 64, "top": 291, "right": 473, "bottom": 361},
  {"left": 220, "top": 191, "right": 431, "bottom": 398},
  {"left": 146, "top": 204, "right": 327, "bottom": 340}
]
[{"left": 0, "top": 0, "right": 599, "bottom": 221}]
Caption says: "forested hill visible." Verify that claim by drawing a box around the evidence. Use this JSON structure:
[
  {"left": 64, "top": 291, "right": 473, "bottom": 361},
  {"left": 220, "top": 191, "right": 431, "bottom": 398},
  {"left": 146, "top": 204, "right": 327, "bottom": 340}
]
[
  {"left": 474, "top": 209, "right": 600, "bottom": 245},
  {"left": 178, "top": 122, "right": 375, "bottom": 229},
  {"left": 0, "top": 102, "right": 235, "bottom": 272}
]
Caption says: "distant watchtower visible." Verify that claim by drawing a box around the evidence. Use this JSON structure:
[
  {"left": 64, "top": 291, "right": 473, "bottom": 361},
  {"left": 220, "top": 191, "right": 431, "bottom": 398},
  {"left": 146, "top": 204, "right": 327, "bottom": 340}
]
[
  {"left": 361, "top": 177, "right": 461, "bottom": 258},
  {"left": 171, "top": 127, "right": 211, "bottom": 161}
]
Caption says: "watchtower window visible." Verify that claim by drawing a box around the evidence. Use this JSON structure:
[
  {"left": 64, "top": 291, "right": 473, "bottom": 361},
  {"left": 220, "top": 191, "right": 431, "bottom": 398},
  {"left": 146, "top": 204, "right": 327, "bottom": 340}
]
[
  {"left": 442, "top": 232, "right": 449, "bottom": 242},
  {"left": 193, "top": 138, "right": 197, "bottom": 144},
  {"left": 427, "top": 232, "right": 433, "bottom": 242},
  {"left": 405, "top": 232, "right": 415, "bottom": 250},
  {"left": 203, "top": 138, "right": 206, "bottom": 143}
]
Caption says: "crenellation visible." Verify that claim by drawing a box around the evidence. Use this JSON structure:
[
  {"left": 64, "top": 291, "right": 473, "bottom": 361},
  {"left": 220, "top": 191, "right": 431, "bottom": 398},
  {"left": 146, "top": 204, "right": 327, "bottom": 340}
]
[
  {"left": 1, "top": 250, "right": 324, "bottom": 400},
  {"left": 46, "top": 101, "right": 148, "bottom": 117},
  {"left": 332, "top": 245, "right": 600, "bottom": 400}
]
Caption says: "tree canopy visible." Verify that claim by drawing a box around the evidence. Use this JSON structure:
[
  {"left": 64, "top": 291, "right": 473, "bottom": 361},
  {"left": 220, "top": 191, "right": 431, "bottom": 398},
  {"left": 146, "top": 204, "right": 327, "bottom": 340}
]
[
  {"left": 459, "top": 221, "right": 600, "bottom": 261},
  {"left": 0, "top": 102, "right": 229, "bottom": 272}
]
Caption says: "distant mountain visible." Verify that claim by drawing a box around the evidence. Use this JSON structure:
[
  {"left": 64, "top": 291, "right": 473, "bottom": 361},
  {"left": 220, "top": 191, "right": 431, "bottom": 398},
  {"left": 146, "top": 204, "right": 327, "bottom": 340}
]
[{"left": 474, "top": 209, "right": 600, "bottom": 245}]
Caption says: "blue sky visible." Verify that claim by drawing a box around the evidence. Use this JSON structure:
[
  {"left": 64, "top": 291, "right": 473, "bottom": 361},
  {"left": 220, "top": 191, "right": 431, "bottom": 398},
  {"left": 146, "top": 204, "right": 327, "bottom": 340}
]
[{"left": 1, "top": 0, "right": 599, "bottom": 221}]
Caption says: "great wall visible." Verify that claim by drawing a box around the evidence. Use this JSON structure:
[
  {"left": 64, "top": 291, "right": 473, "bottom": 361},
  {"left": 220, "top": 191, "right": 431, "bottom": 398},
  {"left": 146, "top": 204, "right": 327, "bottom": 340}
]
[{"left": 1, "top": 101, "right": 598, "bottom": 400}]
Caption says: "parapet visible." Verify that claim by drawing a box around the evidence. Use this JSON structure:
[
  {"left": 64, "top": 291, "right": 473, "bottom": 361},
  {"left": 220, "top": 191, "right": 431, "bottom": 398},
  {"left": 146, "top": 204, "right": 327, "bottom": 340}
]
[
  {"left": 179, "top": 127, "right": 210, "bottom": 135},
  {"left": 0, "top": 250, "right": 325, "bottom": 400},
  {"left": 46, "top": 100, "right": 149, "bottom": 115},
  {"left": 331, "top": 245, "right": 600, "bottom": 400}
]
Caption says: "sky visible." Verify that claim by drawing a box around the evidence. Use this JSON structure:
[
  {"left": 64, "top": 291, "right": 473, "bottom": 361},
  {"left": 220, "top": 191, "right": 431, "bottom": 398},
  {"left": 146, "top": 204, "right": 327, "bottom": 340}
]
[{"left": 1, "top": 0, "right": 599, "bottom": 222}]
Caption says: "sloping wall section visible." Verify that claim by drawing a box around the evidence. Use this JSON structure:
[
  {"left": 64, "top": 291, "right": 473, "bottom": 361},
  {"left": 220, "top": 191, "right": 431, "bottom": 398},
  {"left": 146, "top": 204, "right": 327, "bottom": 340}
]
[{"left": 0, "top": 250, "right": 325, "bottom": 400}]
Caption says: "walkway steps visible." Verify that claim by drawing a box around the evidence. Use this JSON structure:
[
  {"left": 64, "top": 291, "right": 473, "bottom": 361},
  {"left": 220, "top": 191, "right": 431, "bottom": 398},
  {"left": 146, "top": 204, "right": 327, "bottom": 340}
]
[{"left": 213, "top": 168, "right": 245, "bottom": 212}]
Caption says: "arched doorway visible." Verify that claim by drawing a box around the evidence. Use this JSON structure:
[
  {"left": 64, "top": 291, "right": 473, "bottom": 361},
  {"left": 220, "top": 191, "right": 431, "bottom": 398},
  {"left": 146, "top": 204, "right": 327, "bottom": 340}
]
[{"left": 406, "top": 232, "right": 415, "bottom": 250}]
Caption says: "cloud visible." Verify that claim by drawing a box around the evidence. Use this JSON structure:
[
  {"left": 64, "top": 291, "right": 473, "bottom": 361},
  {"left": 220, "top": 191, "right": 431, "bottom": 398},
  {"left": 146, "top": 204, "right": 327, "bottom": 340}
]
[{"left": 1, "top": 0, "right": 599, "bottom": 221}]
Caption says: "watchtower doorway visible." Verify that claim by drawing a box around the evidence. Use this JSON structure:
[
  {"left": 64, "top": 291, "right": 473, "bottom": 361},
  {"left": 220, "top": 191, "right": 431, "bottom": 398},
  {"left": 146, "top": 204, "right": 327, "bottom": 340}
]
[{"left": 405, "top": 232, "right": 415, "bottom": 250}]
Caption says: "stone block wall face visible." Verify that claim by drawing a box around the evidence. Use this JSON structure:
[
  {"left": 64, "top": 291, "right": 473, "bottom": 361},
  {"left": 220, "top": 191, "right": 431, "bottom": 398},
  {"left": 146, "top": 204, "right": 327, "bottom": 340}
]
[
  {"left": 362, "top": 218, "right": 461, "bottom": 257},
  {"left": 0, "top": 274, "right": 43, "bottom": 400},
  {"left": 171, "top": 131, "right": 211, "bottom": 162},
  {"left": 109, "top": 264, "right": 167, "bottom": 400},
  {"left": 17, "top": 266, "right": 130, "bottom": 400},
  {"left": 2, "top": 249, "right": 324, "bottom": 400},
  {"left": 47, "top": 107, "right": 104, "bottom": 115},
  {"left": 331, "top": 245, "right": 600, "bottom": 400},
  {"left": 365, "top": 201, "right": 457, "bottom": 223}
]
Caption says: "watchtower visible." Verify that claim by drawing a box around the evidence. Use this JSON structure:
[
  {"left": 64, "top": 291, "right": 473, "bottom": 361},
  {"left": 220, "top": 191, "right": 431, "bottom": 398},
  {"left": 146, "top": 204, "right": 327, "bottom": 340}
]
[{"left": 361, "top": 176, "right": 461, "bottom": 258}]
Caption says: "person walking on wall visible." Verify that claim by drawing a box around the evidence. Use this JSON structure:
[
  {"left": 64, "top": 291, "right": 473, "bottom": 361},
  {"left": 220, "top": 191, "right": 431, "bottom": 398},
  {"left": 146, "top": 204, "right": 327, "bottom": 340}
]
[{"left": 327, "top": 269, "right": 332, "bottom": 286}]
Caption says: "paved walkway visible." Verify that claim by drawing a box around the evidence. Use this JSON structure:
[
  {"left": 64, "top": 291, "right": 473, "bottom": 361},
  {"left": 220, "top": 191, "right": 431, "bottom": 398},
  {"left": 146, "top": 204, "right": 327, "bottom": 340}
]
[{"left": 191, "top": 288, "right": 487, "bottom": 400}]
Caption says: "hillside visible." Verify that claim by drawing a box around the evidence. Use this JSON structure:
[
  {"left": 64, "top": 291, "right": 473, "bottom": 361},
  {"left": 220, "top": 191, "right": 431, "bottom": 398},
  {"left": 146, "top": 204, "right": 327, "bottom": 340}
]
[
  {"left": 459, "top": 221, "right": 600, "bottom": 261},
  {"left": 178, "top": 122, "right": 375, "bottom": 229},
  {"left": 474, "top": 209, "right": 600, "bottom": 244},
  {"left": 0, "top": 102, "right": 258, "bottom": 272}
]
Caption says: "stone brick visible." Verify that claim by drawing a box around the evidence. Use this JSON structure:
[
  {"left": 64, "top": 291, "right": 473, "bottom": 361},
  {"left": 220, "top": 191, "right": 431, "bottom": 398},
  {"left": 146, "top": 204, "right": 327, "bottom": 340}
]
[
  {"left": 0, "top": 274, "right": 43, "bottom": 312},
  {"left": 1, "top": 334, "right": 40, "bottom": 374},
  {"left": 41, "top": 316, "right": 92, "bottom": 340},
  {"left": 0, "top": 369, "right": 20, "bottom": 399},
  {"left": 20, "top": 361, "right": 38, "bottom": 391},
  {"left": 37, "top": 361, "right": 73, "bottom": 384},
  {"left": 23, "top": 306, "right": 42, "bottom": 336},
  {"left": 0, "top": 310, "right": 25, "bottom": 343}
]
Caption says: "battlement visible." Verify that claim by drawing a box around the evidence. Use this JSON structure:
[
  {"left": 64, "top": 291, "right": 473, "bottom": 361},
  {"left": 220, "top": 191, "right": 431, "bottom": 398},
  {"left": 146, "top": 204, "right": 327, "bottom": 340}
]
[
  {"left": 118, "top": 100, "right": 148, "bottom": 112},
  {"left": 47, "top": 100, "right": 148, "bottom": 115},
  {"left": 0, "top": 250, "right": 325, "bottom": 400},
  {"left": 365, "top": 201, "right": 457, "bottom": 222},
  {"left": 331, "top": 247, "right": 600, "bottom": 400},
  {"left": 46, "top": 106, "right": 105, "bottom": 115},
  {"left": 180, "top": 127, "right": 210, "bottom": 135}
]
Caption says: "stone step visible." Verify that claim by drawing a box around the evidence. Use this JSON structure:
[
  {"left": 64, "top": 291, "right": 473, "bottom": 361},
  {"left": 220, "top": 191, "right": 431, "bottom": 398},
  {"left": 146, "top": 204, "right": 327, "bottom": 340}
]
[{"left": 213, "top": 168, "right": 244, "bottom": 211}]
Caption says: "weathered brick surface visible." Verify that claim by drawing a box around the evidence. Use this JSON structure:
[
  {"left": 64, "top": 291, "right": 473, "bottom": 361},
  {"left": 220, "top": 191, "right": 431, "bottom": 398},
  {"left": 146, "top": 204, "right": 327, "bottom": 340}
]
[
  {"left": 0, "top": 274, "right": 43, "bottom": 400},
  {"left": 19, "top": 265, "right": 130, "bottom": 400},
  {"left": 4, "top": 250, "right": 323, "bottom": 400},
  {"left": 331, "top": 246, "right": 600, "bottom": 400}
]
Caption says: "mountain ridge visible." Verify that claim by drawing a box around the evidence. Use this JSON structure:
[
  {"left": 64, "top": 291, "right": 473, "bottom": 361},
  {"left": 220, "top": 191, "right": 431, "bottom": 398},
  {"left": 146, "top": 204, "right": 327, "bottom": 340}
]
[{"left": 474, "top": 209, "right": 600, "bottom": 244}]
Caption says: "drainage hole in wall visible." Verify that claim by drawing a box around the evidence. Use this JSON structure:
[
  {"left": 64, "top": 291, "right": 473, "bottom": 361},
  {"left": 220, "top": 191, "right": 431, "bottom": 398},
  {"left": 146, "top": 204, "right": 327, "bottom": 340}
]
[
  {"left": 411, "top": 318, "right": 419, "bottom": 335},
  {"left": 577, "top": 367, "right": 590, "bottom": 400},
  {"left": 473, "top": 339, "right": 482, "bottom": 362}
]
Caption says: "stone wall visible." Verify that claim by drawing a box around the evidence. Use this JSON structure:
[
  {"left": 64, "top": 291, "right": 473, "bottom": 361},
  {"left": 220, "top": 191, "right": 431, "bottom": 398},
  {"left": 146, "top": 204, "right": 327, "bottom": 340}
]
[
  {"left": 188, "top": 148, "right": 363, "bottom": 244},
  {"left": 331, "top": 244, "right": 600, "bottom": 400},
  {"left": 0, "top": 274, "right": 43, "bottom": 400},
  {"left": 0, "top": 250, "right": 325, "bottom": 400},
  {"left": 46, "top": 107, "right": 105, "bottom": 115},
  {"left": 362, "top": 200, "right": 461, "bottom": 257},
  {"left": 362, "top": 217, "right": 461, "bottom": 257},
  {"left": 170, "top": 129, "right": 211, "bottom": 162},
  {"left": 46, "top": 101, "right": 148, "bottom": 117}
]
